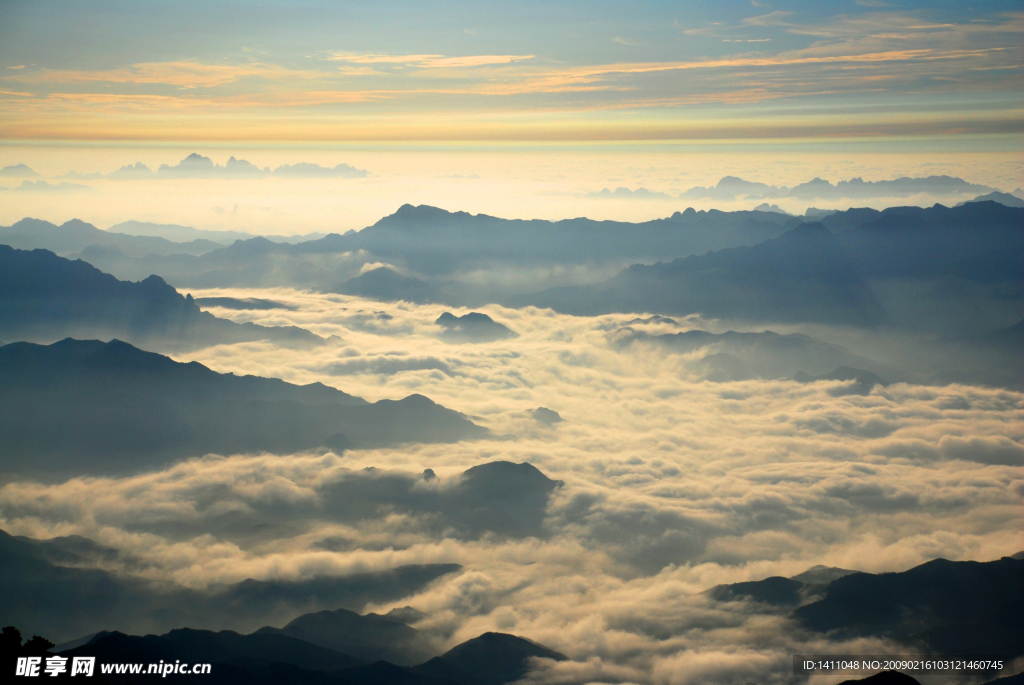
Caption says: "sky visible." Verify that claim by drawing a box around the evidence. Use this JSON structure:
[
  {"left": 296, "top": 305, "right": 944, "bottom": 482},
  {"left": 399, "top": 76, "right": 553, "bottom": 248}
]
[
  {"left": 0, "top": 0, "right": 1022, "bottom": 227},
  {"left": 1, "top": 5, "right": 1022, "bottom": 678},
  {"left": 2, "top": 0, "right": 1022, "bottom": 143}
]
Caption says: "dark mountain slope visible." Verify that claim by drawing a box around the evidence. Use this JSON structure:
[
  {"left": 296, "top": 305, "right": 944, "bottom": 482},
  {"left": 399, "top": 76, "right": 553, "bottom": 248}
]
[
  {"left": 612, "top": 328, "right": 902, "bottom": 381},
  {"left": 834, "top": 202, "right": 1024, "bottom": 280},
  {"left": 416, "top": 632, "right": 568, "bottom": 685},
  {"left": 50, "top": 628, "right": 566, "bottom": 685},
  {"left": 0, "top": 338, "right": 485, "bottom": 474},
  {"left": 56, "top": 631, "right": 358, "bottom": 684},
  {"left": 435, "top": 312, "right": 516, "bottom": 343},
  {"left": 260, "top": 607, "right": 435, "bottom": 665},
  {"left": 0, "top": 245, "right": 323, "bottom": 350},
  {"left": 0, "top": 528, "right": 461, "bottom": 643},
  {"left": 524, "top": 224, "right": 887, "bottom": 326},
  {"left": 301, "top": 204, "right": 797, "bottom": 273},
  {"left": 71, "top": 627, "right": 364, "bottom": 671},
  {"left": 332, "top": 267, "right": 439, "bottom": 303},
  {"left": 0, "top": 217, "right": 221, "bottom": 257},
  {"left": 59, "top": 206, "right": 797, "bottom": 289},
  {"left": 794, "top": 555, "right": 1024, "bottom": 656}
]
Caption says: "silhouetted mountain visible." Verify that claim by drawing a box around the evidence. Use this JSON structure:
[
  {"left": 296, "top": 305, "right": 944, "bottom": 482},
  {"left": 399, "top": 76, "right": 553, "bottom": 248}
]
[
  {"left": 435, "top": 312, "right": 516, "bottom": 342},
  {"left": 416, "top": 633, "right": 567, "bottom": 685},
  {"left": 56, "top": 631, "right": 354, "bottom": 684},
  {"left": 333, "top": 267, "right": 440, "bottom": 303},
  {"left": 531, "top": 407, "right": 562, "bottom": 425},
  {"left": 707, "top": 577, "right": 806, "bottom": 606},
  {"left": 0, "top": 528, "right": 461, "bottom": 644},
  {"left": 194, "top": 296, "right": 298, "bottom": 310},
  {"left": 69, "top": 627, "right": 364, "bottom": 670},
  {"left": 453, "top": 462, "right": 563, "bottom": 537},
  {"left": 62, "top": 206, "right": 800, "bottom": 296},
  {"left": 383, "top": 607, "right": 428, "bottom": 626},
  {"left": 790, "top": 565, "right": 856, "bottom": 584},
  {"left": 0, "top": 528, "right": 456, "bottom": 643},
  {"left": 338, "top": 660, "right": 466, "bottom": 685},
  {"left": 108, "top": 220, "right": 325, "bottom": 245},
  {"left": 315, "top": 204, "right": 795, "bottom": 275},
  {"left": 0, "top": 218, "right": 222, "bottom": 257},
  {"left": 44, "top": 620, "right": 567, "bottom": 684},
  {"left": 523, "top": 224, "right": 887, "bottom": 326},
  {"left": 680, "top": 175, "right": 996, "bottom": 201},
  {"left": 806, "top": 207, "right": 839, "bottom": 218},
  {"left": 957, "top": 191, "right": 1024, "bottom": 208},
  {"left": 0, "top": 338, "right": 485, "bottom": 474},
  {"left": 795, "top": 555, "right": 1024, "bottom": 655},
  {"left": 612, "top": 328, "right": 902, "bottom": 382},
  {"left": 0, "top": 246, "right": 324, "bottom": 350},
  {"left": 12, "top": 203, "right": 1020, "bottom": 335},
  {"left": 914, "top": 318, "right": 1024, "bottom": 390},
  {"left": 260, "top": 608, "right": 435, "bottom": 665},
  {"left": 815, "top": 203, "right": 1024, "bottom": 335},
  {"left": 753, "top": 202, "right": 790, "bottom": 214},
  {"left": 794, "top": 366, "right": 889, "bottom": 395},
  {"left": 296, "top": 461, "right": 561, "bottom": 543},
  {"left": 832, "top": 203, "right": 1024, "bottom": 281},
  {"left": 0, "top": 163, "right": 38, "bottom": 177},
  {"left": 152, "top": 153, "right": 368, "bottom": 179}
]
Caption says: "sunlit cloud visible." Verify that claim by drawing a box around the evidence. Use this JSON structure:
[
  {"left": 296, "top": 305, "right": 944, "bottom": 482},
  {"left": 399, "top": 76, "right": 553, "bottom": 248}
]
[
  {"left": 327, "top": 52, "right": 534, "bottom": 68},
  {"left": 0, "top": 290, "right": 1019, "bottom": 670},
  {"left": 0, "top": 8, "right": 1020, "bottom": 147}
]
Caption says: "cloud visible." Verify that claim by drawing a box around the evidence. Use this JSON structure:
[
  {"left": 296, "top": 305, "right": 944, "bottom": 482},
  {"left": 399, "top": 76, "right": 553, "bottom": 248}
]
[
  {"left": 0, "top": 8, "right": 1018, "bottom": 151},
  {"left": 1, "top": 291, "right": 1021, "bottom": 679},
  {"left": 322, "top": 355, "right": 460, "bottom": 377},
  {"left": 30, "top": 61, "right": 319, "bottom": 89},
  {"left": 327, "top": 53, "right": 534, "bottom": 68},
  {"left": 742, "top": 11, "right": 793, "bottom": 27},
  {"left": 938, "top": 435, "right": 1024, "bottom": 466}
]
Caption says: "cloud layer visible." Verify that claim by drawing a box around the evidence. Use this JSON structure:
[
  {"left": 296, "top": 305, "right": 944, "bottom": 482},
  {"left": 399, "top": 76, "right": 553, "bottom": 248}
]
[{"left": 1, "top": 290, "right": 1020, "bottom": 682}]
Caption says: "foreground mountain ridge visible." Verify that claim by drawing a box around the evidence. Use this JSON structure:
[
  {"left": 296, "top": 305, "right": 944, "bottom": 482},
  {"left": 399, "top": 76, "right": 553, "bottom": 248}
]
[
  {"left": 0, "top": 338, "right": 486, "bottom": 474},
  {"left": 3, "top": 537, "right": 1017, "bottom": 684},
  {"left": 0, "top": 245, "right": 325, "bottom": 350}
]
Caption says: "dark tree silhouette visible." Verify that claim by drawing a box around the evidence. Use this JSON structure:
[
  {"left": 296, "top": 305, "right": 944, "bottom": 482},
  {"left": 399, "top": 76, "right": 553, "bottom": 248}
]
[{"left": 0, "top": 625, "right": 54, "bottom": 657}]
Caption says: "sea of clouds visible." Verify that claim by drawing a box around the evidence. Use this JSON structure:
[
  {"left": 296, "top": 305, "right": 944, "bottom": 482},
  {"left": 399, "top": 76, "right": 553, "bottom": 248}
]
[{"left": 1, "top": 290, "right": 1021, "bottom": 684}]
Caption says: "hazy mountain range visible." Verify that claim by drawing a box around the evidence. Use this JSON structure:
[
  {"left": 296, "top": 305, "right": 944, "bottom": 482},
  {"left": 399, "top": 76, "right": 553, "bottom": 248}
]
[
  {"left": 0, "top": 461, "right": 559, "bottom": 638},
  {"left": 0, "top": 338, "right": 485, "bottom": 475},
  {"left": 521, "top": 222, "right": 887, "bottom": 326},
  {"left": 10, "top": 153, "right": 369, "bottom": 183},
  {"left": 0, "top": 245, "right": 325, "bottom": 351},
  {"left": 4, "top": 201, "right": 1020, "bottom": 337},
  {"left": 3, "top": 522, "right": 1018, "bottom": 684},
  {"left": 589, "top": 175, "right": 1002, "bottom": 202},
  {"left": 109, "top": 220, "right": 326, "bottom": 245},
  {"left": 0, "top": 527, "right": 461, "bottom": 645},
  {"left": 2, "top": 200, "right": 1022, "bottom": 390}
]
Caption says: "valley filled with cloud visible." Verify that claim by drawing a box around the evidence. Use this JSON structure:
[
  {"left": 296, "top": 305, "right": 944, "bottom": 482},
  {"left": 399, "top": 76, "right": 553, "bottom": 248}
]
[{"left": 2, "top": 289, "right": 1020, "bottom": 683}]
